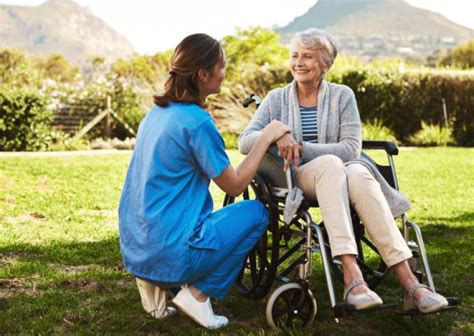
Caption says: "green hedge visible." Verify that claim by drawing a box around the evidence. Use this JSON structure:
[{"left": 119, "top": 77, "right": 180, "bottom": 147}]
[
  {"left": 328, "top": 69, "right": 474, "bottom": 146},
  {"left": 0, "top": 90, "right": 53, "bottom": 151}
]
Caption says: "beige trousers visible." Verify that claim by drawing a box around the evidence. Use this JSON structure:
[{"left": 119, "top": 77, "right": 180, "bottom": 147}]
[{"left": 296, "top": 154, "right": 412, "bottom": 267}]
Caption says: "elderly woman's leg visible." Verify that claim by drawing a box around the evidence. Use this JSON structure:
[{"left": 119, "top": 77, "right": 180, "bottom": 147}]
[
  {"left": 296, "top": 155, "right": 381, "bottom": 306},
  {"left": 346, "top": 163, "right": 448, "bottom": 312},
  {"left": 346, "top": 163, "right": 412, "bottom": 266}
]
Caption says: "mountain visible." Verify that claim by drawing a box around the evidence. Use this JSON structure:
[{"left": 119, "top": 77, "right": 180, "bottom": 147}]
[
  {"left": 0, "top": 0, "right": 134, "bottom": 65},
  {"left": 278, "top": 0, "right": 474, "bottom": 60}
]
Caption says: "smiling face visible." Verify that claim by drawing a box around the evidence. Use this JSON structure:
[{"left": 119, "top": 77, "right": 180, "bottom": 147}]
[
  {"left": 199, "top": 48, "right": 226, "bottom": 97},
  {"left": 289, "top": 41, "right": 324, "bottom": 85}
]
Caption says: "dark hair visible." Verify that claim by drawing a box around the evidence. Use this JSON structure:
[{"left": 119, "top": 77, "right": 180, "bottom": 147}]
[{"left": 154, "top": 34, "right": 223, "bottom": 107}]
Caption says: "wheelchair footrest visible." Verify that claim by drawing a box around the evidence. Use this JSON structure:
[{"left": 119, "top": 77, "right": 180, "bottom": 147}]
[
  {"left": 397, "top": 297, "right": 460, "bottom": 316},
  {"left": 333, "top": 303, "right": 398, "bottom": 318}
]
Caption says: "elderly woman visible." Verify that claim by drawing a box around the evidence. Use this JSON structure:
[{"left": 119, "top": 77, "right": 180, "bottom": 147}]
[{"left": 238, "top": 28, "right": 448, "bottom": 313}]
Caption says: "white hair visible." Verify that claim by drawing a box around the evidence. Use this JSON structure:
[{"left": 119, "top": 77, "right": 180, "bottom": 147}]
[{"left": 291, "top": 28, "right": 338, "bottom": 74}]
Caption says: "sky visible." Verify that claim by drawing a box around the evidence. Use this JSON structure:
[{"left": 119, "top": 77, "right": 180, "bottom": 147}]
[{"left": 1, "top": 0, "right": 473, "bottom": 54}]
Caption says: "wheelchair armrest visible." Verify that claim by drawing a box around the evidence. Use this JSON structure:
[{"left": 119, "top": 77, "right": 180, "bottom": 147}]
[{"left": 362, "top": 140, "right": 399, "bottom": 156}]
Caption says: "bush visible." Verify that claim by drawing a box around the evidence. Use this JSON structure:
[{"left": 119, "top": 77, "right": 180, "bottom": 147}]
[
  {"left": 0, "top": 48, "right": 41, "bottom": 88},
  {"left": 438, "top": 40, "right": 474, "bottom": 69},
  {"left": 329, "top": 67, "right": 474, "bottom": 146},
  {"left": 362, "top": 119, "right": 398, "bottom": 145},
  {"left": 90, "top": 137, "right": 135, "bottom": 150},
  {"left": 221, "top": 132, "right": 239, "bottom": 150},
  {"left": 408, "top": 121, "right": 454, "bottom": 146},
  {"left": 0, "top": 89, "right": 53, "bottom": 151},
  {"left": 47, "top": 129, "right": 90, "bottom": 151}
]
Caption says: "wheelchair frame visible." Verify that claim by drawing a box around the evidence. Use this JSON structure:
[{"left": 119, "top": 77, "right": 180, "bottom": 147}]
[{"left": 224, "top": 96, "right": 458, "bottom": 328}]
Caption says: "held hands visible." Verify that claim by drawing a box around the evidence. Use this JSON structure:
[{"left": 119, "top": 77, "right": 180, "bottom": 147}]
[
  {"left": 262, "top": 120, "right": 291, "bottom": 145},
  {"left": 262, "top": 120, "right": 302, "bottom": 171}
]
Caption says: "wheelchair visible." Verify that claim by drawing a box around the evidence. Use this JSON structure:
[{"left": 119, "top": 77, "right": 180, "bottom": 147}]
[{"left": 223, "top": 95, "right": 459, "bottom": 328}]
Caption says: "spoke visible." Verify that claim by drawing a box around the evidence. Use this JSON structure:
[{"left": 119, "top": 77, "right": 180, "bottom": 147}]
[
  {"left": 286, "top": 314, "right": 294, "bottom": 326},
  {"left": 291, "top": 290, "right": 307, "bottom": 310},
  {"left": 297, "top": 310, "right": 310, "bottom": 323},
  {"left": 249, "top": 251, "right": 258, "bottom": 284},
  {"left": 282, "top": 290, "right": 294, "bottom": 307},
  {"left": 272, "top": 307, "right": 289, "bottom": 320}
]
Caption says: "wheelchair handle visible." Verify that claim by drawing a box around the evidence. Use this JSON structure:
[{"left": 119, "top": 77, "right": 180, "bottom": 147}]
[
  {"left": 243, "top": 94, "right": 261, "bottom": 108},
  {"left": 362, "top": 140, "right": 398, "bottom": 156}
]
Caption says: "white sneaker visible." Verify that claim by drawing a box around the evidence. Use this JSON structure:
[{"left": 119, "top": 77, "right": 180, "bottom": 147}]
[
  {"left": 136, "top": 278, "right": 177, "bottom": 319},
  {"left": 172, "top": 286, "right": 228, "bottom": 329}
]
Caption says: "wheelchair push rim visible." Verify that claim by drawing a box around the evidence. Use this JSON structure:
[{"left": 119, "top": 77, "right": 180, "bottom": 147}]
[{"left": 223, "top": 173, "right": 281, "bottom": 300}]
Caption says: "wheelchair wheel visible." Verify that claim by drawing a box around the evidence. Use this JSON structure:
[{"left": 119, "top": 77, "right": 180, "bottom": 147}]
[
  {"left": 266, "top": 282, "right": 317, "bottom": 328},
  {"left": 223, "top": 173, "right": 281, "bottom": 300}
]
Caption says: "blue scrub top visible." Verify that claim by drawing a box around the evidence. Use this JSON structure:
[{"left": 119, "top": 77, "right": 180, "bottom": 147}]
[{"left": 118, "top": 102, "right": 230, "bottom": 283}]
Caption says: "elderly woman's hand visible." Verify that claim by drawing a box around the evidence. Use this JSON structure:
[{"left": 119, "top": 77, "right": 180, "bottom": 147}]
[
  {"left": 276, "top": 133, "right": 300, "bottom": 171},
  {"left": 262, "top": 120, "right": 291, "bottom": 146}
]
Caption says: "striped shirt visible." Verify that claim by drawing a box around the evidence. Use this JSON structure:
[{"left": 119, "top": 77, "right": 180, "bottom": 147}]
[{"left": 300, "top": 106, "right": 318, "bottom": 143}]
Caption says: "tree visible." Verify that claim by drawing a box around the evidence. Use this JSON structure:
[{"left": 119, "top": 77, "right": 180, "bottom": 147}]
[
  {"left": 438, "top": 40, "right": 474, "bottom": 69},
  {"left": 0, "top": 48, "right": 38, "bottom": 87},
  {"left": 221, "top": 26, "right": 289, "bottom": 81},
  {"left": 35, "top": 53, "right": 79, "bottom": 82}
]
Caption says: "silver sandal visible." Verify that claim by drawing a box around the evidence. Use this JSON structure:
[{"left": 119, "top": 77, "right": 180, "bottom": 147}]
[
  {"left": 344, "top": 279, "right": 383, "bottom": 310},
  {"left": 404, "top": 283, "right": 448, "bottom": 314}
]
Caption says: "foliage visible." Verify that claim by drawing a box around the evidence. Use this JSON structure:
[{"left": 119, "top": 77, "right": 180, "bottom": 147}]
[
  {"left": 47, "top": 130, "right": 90, "bottom": 151},
  {"left": 438, "top": 40, "right": 474, "bottom": 69},
  {"left": 0, "top": 48, "right": 40, "bottom": 88},
  {"left": 222, "top": 26, "right": 289, "bottom": 82},
  {"left": 35, "top": 53, "right": 80, "bottom": 83},
  {"left": 90, "top": 137, "right": 135, "bottom": 150},
  {"left": 221, "top": 132, "right": 239, "bottom": 149},
  {"left": 1, "top": 28, "right": 474, "bottom": 150},
  {"left": 362, "top": 119, "right": 398, "bottom": 145},
  {"left": 0, "top": 148, "right": 472, "bottom": 334},
  {"left": 408, "top": 121, "right": 454, "bottom": 146},
  {"left": 0, "top": 89, "right": 53, "bottom": 151},
  {"left": 327, "top": 65, "right": 474, "bottom": 146}
]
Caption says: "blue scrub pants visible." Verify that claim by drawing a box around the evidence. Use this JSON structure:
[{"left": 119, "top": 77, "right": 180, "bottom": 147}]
[{"left": 187, "top": 200, "right": 268, "bottom": 300}]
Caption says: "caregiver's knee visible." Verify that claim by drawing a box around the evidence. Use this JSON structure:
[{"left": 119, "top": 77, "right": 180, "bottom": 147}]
[{"left": 243, "top": 200, "right": 269, "bottom": 234}]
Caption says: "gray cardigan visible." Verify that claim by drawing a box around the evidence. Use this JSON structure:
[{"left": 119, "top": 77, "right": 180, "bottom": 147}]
[{"left": 238, "top": 80, "right": 411, "bottom": 217}]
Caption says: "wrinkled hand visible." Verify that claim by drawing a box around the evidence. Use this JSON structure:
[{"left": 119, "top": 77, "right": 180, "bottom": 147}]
[{"left": 276, "top": 133, "right": 300, "bottom": 171}]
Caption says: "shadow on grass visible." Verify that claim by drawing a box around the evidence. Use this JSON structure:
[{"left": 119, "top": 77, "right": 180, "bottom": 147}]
[
  {"left": 416, "top": 211, "right": 474, "bottom": 225},
  {"left": 1, "top": 226, "right": 472, "bottom": 335}
]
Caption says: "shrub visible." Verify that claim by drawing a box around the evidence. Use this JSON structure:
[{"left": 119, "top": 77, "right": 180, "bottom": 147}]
[
  {"left": 330, "top": 68, "right": 474, "bottom": 146},
  {"left": 362, "top": 119, "right": 398, "bottom": 145},
  {"left": 0, "top": 89, "right": 53, "bottom": 151},
  {"left": 221, "top": 132, "right": 239, "bottom": 150},
  {"left": 0, "top": 48, "right": 41, "bottom": 88},
  {"left": 90, "top": 137, "right": 135, "bottom": 150},
  {"left": 47, "top": 129, "right": 90, "bottom": 151},
  {"left": 438, "top": 40, "right": 474, "bottom": 69},
  {"left": 408, "top": 121, "right": 454, "bottom": 146}
]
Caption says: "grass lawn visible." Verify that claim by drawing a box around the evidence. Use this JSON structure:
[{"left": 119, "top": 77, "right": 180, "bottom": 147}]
[{"left": 0, "top": 148, "right": 473, "bottom": 335}]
